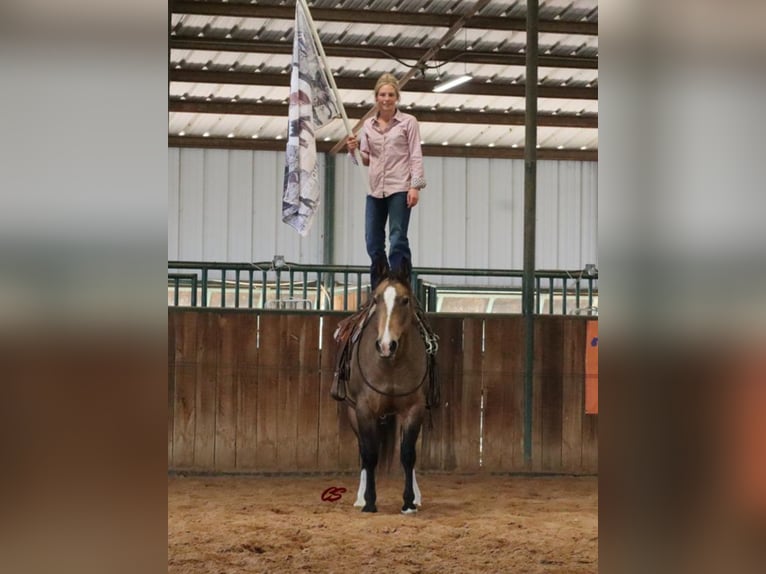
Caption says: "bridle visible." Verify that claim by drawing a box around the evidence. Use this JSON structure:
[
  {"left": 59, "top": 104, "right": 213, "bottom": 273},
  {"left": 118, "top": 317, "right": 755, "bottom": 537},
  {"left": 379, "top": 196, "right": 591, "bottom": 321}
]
[{"left": 354, "top": 306, "right": 429, "bottom": 398}]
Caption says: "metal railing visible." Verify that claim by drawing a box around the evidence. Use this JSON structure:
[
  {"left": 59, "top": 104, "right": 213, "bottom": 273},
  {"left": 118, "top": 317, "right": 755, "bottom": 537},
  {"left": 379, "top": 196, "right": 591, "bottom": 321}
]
[{"left": 167, "top": 260, "right": 598, "bottom": 315}]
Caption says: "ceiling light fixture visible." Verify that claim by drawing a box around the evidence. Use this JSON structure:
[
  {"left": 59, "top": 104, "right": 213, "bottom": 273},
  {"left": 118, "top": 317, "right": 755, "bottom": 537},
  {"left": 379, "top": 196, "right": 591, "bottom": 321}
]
[
  {"left": 433, "top": 74, "right": 472, "bottom": 93},
  {"left": 433, "top": 29, "right": 472, "bottom": 93}
]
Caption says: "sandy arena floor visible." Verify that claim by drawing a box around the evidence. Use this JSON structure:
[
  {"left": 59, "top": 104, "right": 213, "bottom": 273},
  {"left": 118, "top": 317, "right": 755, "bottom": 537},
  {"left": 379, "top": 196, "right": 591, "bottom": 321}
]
[{"left": 168, "top": 473, "right": 597, "bottom": 573}]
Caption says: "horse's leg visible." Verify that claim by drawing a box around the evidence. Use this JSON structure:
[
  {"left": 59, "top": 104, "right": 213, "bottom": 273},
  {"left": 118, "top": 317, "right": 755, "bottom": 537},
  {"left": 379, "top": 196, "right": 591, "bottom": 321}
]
[
  {"left": 346, "top": 406, "right": 368, "bottom": 508},
  {"left": 357, "top": 415, "right": 380, "bottom": 513},
  {"left": 400, "top": 418, "right": 422, "bottom": 514},
  {"left": 354, "top": 468, "right": 367, "bottom": 508},
  {"left": 412, "top": 467, "right": 422, "bottom": 506}
]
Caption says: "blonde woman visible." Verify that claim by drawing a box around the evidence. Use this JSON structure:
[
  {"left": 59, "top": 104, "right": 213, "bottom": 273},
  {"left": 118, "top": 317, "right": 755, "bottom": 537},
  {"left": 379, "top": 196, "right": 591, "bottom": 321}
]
[{"left": 346, "top": 73, "right": 426, "bottom": 289}]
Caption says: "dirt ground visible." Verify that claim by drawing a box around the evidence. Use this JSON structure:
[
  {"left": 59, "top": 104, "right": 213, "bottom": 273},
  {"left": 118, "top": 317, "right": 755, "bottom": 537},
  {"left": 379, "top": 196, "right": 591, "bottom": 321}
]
[{"left": 168, "top": 473, "right": 597, "bottom": 573}]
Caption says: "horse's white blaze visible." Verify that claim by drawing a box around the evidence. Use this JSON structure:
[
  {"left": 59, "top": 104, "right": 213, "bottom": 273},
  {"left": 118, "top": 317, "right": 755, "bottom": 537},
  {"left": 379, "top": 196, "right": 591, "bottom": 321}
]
[
  {"left": 379, "top": 286, "right": 397, "bottom": 354},
  {"left": 413, "top": 469, "right": 422, "bottom": 506},
  {"left": 354, "top": 469, "right": 367, "bottom": 507}
]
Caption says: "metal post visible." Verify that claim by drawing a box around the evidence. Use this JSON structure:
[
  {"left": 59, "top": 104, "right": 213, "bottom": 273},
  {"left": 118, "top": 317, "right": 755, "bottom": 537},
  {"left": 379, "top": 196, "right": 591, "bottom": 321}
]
[
  {"left": 522, "top": 0, "right": 539, "bottom": 466},
  {"left": 322, "top": 153, "right": 336, "bottom": 307}
]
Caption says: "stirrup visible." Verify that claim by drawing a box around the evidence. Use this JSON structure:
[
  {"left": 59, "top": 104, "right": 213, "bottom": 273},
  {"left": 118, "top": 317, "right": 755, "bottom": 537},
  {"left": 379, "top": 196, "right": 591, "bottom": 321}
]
[{"left": 330, "top": 371, "right": 347, "bottom": 402}]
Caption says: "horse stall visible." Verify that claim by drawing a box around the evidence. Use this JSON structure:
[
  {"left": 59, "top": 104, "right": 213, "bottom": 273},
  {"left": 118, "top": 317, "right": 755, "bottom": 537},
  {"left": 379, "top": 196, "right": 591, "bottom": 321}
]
[{"left": 168, "top": 308, "right": 598, "bottom": 572}]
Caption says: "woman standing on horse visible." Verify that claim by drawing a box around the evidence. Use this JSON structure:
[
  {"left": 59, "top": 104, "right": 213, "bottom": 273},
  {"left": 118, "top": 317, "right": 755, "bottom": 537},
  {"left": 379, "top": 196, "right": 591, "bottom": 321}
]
[
  {"left": 333, "top": 73, "right": 436, "bottom": 406},
  {"left": 346, "top": 73, "right": 427, "bottom": 289}
]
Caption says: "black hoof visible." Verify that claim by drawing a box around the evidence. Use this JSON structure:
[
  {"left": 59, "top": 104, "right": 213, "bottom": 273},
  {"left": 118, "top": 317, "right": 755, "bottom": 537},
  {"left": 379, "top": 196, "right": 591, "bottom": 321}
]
[
  {"left": 362, "top": 504, "right": 377, "bottom": 513},
  {"left": 401, "top": 503, "right": 417, "bottom": 514}
]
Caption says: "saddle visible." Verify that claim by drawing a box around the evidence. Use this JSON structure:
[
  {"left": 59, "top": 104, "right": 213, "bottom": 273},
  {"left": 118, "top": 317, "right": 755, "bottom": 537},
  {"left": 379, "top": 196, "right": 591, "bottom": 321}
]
[
  {"left": 330, "top": 299, "right": 440, "bottom": 409},
  {"left": 330, "top": 299, "right": 375, "bottom": 402}
]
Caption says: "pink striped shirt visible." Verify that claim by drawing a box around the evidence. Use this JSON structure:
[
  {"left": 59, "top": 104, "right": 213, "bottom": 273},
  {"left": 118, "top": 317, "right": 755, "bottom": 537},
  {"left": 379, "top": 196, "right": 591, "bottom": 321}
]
[{"left": 358, "top": 109, "right": 427, "bottom": 198}]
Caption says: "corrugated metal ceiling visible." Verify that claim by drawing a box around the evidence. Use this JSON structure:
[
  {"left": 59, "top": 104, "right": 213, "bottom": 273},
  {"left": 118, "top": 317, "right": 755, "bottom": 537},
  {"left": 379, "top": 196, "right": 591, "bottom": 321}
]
[{"left": 169, "top": 0, "right": 598, "bottom": 160}]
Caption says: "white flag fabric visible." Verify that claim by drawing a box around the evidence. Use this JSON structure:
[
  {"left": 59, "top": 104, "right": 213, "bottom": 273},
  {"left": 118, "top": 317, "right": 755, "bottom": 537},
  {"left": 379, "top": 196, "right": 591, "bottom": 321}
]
[{"left": 281, "top": 2, "right": 340, "bottom": 236}]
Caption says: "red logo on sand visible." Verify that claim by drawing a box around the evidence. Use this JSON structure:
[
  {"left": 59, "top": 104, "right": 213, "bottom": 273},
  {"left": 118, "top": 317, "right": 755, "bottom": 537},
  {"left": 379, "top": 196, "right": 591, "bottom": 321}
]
[{"left": 321, "top": 486, "right": 347, "bottom": 502}]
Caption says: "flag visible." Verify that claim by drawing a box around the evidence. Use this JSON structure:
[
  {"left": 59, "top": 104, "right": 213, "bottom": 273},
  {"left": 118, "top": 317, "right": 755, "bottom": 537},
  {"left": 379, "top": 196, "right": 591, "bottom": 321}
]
[{"left": 281, "top": 1, "right": 340, "bottom": 236}]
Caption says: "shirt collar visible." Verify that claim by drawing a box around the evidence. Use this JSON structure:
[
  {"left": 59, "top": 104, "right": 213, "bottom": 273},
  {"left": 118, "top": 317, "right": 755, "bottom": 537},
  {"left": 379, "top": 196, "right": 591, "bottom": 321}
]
[{"left": 372, "top": 108, "right": 403, "bottom": 125}]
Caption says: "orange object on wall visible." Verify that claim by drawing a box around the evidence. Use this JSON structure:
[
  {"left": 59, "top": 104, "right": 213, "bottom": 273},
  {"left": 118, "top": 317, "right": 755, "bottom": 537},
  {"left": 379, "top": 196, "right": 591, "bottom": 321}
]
[{"left": 585, "top": 320, "right": 598, "bottom": 414}]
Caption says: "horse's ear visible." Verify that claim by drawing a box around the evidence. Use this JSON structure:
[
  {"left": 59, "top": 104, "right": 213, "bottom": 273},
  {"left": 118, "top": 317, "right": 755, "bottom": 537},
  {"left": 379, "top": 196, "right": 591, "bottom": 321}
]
[
  {"left": 392, "top": 259, "right": 412, "bottom": 286},
  {"left": 371, "top": 257, "right": 391, "bottom": 290}
]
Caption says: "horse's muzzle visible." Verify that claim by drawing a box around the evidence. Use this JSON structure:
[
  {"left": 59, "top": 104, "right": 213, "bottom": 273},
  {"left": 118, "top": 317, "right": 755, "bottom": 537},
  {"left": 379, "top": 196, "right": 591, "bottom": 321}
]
[{"left": 375, "top": 339, "right": 398, "bottom": 358}]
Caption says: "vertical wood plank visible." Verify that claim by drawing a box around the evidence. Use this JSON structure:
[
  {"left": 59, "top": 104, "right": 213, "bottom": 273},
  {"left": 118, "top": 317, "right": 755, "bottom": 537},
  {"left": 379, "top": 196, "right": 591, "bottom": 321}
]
[
  {"left": 585, "top": 320, "right": 599, "bottom": 414},
  {"left": 582, "top": 414, "right": 598, "bottom": 473},
  {"left": 483, "top": 316, "right": 524, "bottom": 472},
  {"left": 194, "top": 312, "right": 219, "bottom": 469},
  {"left": 168, "top": 311, "right": 176, "bottom": 465},
  {"left": 531, "top": 320, "right": 544, "bottom": 472},
  {"left": 420, "top": 315, "right": 462, "bottom": 470},
  {"left": 214, "top": 313, "right": 238, "bottom": 470},
  {"left": 295, "top": 314, "right": 321, "bottom": 471},
  {"left": 457, "top": 317, "right": 483, "bottom": 472},
  {"left": 173, "top": 311, "right": 197, "bottom": 468},
  {"left": 537, "top": 316, "right": 564, "bottom": 472},
  {"left": 318, "top": 314, "right": 346, "bottom": 471},
  {"left": 235, "top": 312, "right": 260, "bottom": 470},
  {"left": 276, "top": 314, "right": 300, "bottom": 471},
  {"left": 255, "top": 313, "right": 281, "bottom": 470},
  {"left": 561, "top": 319, "right": 586, "bottom": 472},
  {"left": 336, "top": 318, "right": 360, "bottom": 471}
]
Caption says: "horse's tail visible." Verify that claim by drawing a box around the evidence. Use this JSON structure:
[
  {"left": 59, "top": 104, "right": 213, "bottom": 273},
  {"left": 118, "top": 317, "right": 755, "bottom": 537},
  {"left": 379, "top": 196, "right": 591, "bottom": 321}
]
[{"left": 378, "top": 414, "right": 398, "bottom": 474}]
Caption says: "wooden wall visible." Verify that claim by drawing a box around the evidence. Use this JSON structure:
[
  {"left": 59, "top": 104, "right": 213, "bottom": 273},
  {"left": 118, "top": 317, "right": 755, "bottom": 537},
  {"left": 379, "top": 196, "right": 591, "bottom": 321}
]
[{"left": 168, "top": 309, "right": 597, "bottom": 474}]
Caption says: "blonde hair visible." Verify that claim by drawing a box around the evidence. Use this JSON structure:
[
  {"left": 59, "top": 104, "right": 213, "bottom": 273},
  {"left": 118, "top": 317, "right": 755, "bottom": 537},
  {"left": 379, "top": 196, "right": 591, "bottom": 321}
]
[{"left": 374, "top": 73, "right": 400, "bottom": 99}]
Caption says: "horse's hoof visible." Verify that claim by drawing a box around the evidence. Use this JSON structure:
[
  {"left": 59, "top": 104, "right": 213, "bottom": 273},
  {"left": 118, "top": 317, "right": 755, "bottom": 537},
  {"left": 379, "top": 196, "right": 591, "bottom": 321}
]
[
  {"left": 401, "top": 505, "right": 418, "bottom": 515},
  {"left": 362, "top": 504, "right": 377, "bottom": 513}
]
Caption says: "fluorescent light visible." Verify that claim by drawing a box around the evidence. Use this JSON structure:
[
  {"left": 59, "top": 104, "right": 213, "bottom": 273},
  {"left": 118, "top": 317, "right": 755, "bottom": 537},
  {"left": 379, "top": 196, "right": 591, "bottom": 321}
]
[{"left": 432, "top": 74, "right": 472, "bottom": 93}]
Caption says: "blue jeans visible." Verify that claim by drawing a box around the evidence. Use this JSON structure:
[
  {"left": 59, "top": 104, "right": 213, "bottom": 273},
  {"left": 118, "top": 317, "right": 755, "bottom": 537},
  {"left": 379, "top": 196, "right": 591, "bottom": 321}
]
[{"left": 365, "top": 192, "right": 412, "bottom": 288}]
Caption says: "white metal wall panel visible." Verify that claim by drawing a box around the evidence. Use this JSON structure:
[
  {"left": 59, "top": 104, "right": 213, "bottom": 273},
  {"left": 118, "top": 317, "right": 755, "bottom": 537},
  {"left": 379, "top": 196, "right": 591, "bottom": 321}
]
[
  {"left": 334, "top": 153, "right": 368, "bottom": 266},
  {"left": 177, "top": 148, "right": 204, "bottom": 260},
  {"left": 168, "top": 148, "right": 180, "bottom": 258},
  {"left": 441, "top": 158, "right": 468, "bottom": 268},
  {"left": 227, "top": 151, "right": 254, "bottom": 262},
  {"left": 168, "top": 148, "right": 325, "bottom": 263},
  {"left": 581, "top": 161, "right": 598, "bottom": 267},
  {"left": 465, "top": 158, "right": 491, "bottom": 286},
  {"left": 557, "top": 161, "right": 583, "bottom": 268},
  {"left": 413, "top": 156, "right": 445, "bottom": 269},
  {"left": 487, "top": 159, "right": 513, "bottom": 269},
  {"left": 169, "top": 148, "right": 598, "bottom": 272},
  {"left": 202, "top": 149, "right": 229, "bottom": 261},
  {"left": 536, "top": 161, "right": 559, "bottom": 270}
]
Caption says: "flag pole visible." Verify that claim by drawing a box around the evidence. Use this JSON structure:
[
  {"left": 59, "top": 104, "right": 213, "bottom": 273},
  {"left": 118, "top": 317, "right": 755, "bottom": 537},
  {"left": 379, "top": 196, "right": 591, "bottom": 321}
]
[{"left": 296, "top": 0, "right": 360, "bottom": 163}]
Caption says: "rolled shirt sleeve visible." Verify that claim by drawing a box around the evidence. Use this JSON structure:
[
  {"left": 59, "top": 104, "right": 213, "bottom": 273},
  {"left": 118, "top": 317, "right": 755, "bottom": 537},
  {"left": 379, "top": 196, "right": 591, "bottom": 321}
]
[{"left": 405, "top": 115, "right": 426, "bottom": 189}]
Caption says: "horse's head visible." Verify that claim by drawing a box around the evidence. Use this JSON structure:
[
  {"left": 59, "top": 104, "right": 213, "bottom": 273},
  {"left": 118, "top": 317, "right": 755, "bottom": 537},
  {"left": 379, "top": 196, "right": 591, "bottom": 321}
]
[{"left": 371, "top": 271, "right": 415, "bottom": 359}]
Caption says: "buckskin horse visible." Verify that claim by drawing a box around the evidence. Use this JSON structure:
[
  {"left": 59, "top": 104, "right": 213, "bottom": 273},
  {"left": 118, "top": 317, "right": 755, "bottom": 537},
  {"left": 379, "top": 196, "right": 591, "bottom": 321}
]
[{"left": 343, "top": 268, "right": 433, "bottom": 514}]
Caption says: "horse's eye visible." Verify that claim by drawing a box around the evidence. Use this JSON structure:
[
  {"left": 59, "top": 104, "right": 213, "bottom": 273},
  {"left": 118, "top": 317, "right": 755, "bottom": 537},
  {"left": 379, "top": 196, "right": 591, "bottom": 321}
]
[{"left": 401, "top": 296, "right": 409, "bottom": 306}]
